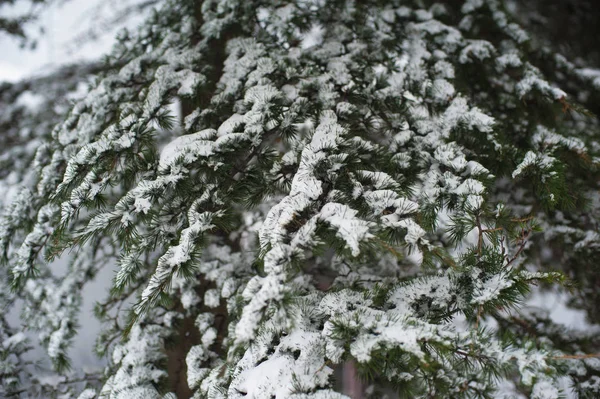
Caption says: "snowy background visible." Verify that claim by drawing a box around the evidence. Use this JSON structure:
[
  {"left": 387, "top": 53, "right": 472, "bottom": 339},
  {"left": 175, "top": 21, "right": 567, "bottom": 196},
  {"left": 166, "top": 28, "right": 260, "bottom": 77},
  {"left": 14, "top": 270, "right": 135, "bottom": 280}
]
[{"left": 0, "top": 0, "right": 157, "bottom": 81}]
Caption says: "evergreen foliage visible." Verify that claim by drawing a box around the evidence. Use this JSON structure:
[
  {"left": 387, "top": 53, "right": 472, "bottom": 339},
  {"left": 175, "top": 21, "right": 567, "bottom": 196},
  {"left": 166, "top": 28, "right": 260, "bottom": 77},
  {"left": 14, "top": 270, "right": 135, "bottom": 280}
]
[{"left": 1, "top": 0, "right": 600, "bottom": 398}]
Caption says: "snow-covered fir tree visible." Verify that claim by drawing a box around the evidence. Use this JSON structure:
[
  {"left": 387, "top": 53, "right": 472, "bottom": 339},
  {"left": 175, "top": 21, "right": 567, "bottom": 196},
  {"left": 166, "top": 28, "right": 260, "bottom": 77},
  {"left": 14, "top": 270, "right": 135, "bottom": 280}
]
[{"left": 1, "top": 0, "right": 600, "bottom": 397}]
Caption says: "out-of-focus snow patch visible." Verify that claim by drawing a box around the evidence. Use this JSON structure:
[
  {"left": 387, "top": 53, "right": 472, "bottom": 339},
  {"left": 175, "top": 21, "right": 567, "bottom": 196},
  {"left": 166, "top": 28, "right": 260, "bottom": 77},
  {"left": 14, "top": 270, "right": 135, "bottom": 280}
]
[
  {"left": 301, "top": 24, "right": 325, "bottom": 49},
  {"left": 495, "top": 378, "right": 527, "bottom": 399},
  {"left": 527, "top": 289, "right": 594, "bottom": 331},
  {"left": 0, "top": 61, "right": 26, "bottom": 82},
  {"left": 16, "top": 91, "right": 45, "bottom": 111}
]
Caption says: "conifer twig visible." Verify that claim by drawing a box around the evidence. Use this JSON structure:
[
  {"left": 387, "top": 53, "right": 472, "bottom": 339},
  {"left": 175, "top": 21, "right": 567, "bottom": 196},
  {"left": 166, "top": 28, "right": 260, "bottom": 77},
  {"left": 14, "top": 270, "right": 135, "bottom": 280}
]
[{"left": 552, "top": 353, "right": 600, "bottom": 360}]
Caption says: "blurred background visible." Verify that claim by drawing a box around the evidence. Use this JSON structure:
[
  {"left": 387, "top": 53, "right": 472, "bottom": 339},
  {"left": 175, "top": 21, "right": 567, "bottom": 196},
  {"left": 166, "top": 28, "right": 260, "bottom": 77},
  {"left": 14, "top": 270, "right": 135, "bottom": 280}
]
[{"left": 0, "top": 0, "right": 158, "bottom": 373}]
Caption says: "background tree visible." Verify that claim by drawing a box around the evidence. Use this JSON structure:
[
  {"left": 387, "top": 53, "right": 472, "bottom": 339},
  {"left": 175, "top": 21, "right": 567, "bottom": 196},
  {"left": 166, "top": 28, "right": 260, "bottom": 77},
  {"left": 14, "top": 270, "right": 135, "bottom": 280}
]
[{"left": 1, "top": 0, "right": 600, "bottom": 398}]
